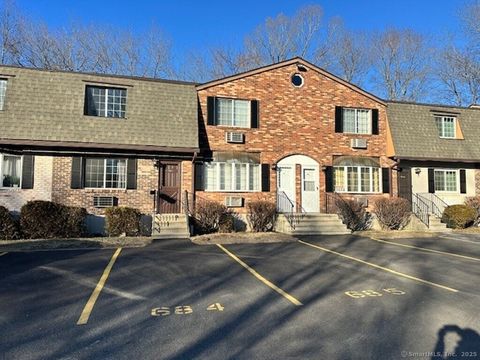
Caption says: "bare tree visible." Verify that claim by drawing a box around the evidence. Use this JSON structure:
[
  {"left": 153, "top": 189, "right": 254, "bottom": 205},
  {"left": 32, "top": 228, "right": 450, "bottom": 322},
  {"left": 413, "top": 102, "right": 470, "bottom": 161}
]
[
  {"left": 324, "top": 18, "right": 370, "bottom": 86},
  {"left": 370, "top": 28, "right": 431, "bottom": 101},
  {"left": 244, "top": 5, "right": 324, "bottom": 65}
]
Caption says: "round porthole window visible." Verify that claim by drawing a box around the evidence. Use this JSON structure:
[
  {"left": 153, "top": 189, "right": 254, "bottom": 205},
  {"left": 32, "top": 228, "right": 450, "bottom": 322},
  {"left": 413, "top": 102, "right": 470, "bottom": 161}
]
[{"left": 291, "top": 73, "right": 304, "bottom": 87}]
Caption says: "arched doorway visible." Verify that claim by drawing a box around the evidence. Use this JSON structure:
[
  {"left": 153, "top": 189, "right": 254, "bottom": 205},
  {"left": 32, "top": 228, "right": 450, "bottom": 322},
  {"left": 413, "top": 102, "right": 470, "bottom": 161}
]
[{"left": 277, "top": 154, "right": 320, "bottom": 213}]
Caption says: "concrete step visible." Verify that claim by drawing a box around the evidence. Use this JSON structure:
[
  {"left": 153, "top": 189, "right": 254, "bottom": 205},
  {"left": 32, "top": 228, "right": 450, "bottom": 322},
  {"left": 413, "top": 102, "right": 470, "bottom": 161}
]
[
  {"left": 153, "top": 233, "right": 191, "bottom": 239},
  {"left": 294, "top": 224, "right": 349, "bottom": 231},
  {"left": 153, "top": 213, "right": 190, "bottom": 237},
  {"left": 428, "top": 215, "right": 451, "bottom": 232},
  {"left": 288, "top": 230, "right": 351, "bottom": 235},
  {"left": 276, "top": 213, "right": 350, "bottom": 235}
]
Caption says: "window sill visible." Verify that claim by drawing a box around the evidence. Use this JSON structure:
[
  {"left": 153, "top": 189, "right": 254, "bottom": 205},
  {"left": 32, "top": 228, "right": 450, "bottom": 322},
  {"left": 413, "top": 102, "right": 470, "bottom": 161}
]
[
  {"left": 334, "top": 191, "right": 383, "bottom": 195},
  {"left": 83, "top": 115, "right": 127, "bottom": 120},
  {"left": 83, "top": 188, "right": 128, "bottom": 192},
  {"left": 340, "top": 132, "right": 374, "bottom": 136},
  {"left": 210, "top": 125, "right": 251, "bottom": 130},
  {"left": 202, "top": 190, "right": 261, "bottom": 193},
  {"left": 0, "top": 187, "right": 22, "bottom": 191}
]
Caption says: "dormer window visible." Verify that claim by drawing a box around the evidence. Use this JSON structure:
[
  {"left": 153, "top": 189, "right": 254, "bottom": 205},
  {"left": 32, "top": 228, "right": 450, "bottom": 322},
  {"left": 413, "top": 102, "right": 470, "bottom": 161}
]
[
  {"left": 85, "top": 85, "right": 127, "bottom": 118},
  {"left": 435, "top": 116, "right": 456, "bottom": 138}
]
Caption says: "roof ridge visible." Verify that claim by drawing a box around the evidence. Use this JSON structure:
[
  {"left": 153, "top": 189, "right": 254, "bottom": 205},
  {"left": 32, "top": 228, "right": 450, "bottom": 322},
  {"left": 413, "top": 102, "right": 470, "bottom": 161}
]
[{"left": 0, "top": 64, "right": 197, "bottom": 86}]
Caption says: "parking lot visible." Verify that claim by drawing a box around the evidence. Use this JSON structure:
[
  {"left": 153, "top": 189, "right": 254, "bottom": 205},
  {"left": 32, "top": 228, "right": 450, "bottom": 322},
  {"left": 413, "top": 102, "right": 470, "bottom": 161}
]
[{"left": 1, "top": 234, "right": 479, "bottom": 359}]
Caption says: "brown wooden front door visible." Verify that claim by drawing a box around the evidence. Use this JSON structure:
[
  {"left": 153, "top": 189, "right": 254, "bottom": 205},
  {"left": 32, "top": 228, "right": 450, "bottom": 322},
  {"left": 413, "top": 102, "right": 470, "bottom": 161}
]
[
  {"left": 398, "top": 167, "right": 412, "bottom": 206},
  {"left": 157, "top": 162, "right": 181, "bottom": 214}
]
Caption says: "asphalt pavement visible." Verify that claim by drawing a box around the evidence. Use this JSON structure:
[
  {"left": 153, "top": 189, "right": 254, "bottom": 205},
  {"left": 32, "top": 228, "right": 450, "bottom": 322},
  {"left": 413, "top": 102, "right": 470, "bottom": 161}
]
[{"left": 0, "top": 234, "right": 479, "bottom": 359}]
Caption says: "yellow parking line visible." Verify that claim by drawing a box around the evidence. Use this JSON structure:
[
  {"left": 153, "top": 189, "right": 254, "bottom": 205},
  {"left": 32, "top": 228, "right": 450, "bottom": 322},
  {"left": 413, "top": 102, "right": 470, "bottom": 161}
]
[
  {"left": 77, "top": 248, "right": 122, "bottom": 325},
  {"left": 298, "top": 240, "right": 458, "bottom": 293},
  {"left": 369, "top": 237, "right": 480, "bottom": 263},
  {"left": 0, "top": 252, "right": 7, "bottom": 257},
  {"left": 217, "top": 244, "right": 303, "bottom": 306}
]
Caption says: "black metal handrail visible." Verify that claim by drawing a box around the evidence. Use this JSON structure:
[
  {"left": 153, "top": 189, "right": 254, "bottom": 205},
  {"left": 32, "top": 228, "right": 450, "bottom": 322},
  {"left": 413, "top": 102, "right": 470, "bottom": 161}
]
[
  {"left": 324, "top": 191, "right": 351, "bottom": 214},
  {"left": 412, "top": 193, "right": 429, "bottom": 227},
  {"left": 276, "top": 191, "right": 305, "bottom": 230},
  {"left": 418, "top": 193, "right": 448, "bottom": 218}
]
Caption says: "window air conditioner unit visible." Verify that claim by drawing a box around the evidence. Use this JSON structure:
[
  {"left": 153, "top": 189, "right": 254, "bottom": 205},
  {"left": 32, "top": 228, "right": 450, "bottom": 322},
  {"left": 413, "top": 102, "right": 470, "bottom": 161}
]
[
  {"left": 351, "top": 138, "right": 367, "bottom": 149},
  {"left": 225, "top": 132, "right": 245, "bottom": 144},
  {"left": 93, "top": 196, "right": 118, "bottom": 208},
  {"left": 225, "top": 196, "right": 243, "bottom": 207}
]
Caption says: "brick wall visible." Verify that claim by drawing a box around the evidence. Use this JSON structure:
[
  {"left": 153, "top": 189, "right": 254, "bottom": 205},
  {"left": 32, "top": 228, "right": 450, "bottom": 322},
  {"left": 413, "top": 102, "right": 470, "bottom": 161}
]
[
  {"left": 51, "top": 157, "right": 159, "bottom": 215},
  {"left": 196, "top": 62, "right": 395, "bottom": 212},
  {"left": 0, "top": 155, "right": 53, "bottom": 212},
  {"left": 50, "top": 157, "right": 194, "bottom": 215}
]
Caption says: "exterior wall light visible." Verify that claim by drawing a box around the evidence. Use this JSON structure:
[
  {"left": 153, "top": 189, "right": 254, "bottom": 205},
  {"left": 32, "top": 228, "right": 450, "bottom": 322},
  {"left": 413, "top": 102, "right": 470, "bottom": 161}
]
[{"left": 415, "top": 168, "right": 421, "bottom": 175}]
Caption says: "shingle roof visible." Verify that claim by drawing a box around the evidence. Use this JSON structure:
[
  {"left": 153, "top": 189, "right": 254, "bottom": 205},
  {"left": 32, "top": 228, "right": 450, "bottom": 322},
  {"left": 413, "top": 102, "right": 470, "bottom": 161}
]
[
  {"left": 0, "top": 66, "right": 199, "bottom": 153},
  {"left": 387, "top": 101, "right": 480, "bottom": 162}
]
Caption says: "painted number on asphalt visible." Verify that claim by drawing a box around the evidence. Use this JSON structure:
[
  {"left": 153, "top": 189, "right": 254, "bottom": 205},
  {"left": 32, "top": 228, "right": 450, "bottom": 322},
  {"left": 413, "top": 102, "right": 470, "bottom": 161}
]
[
  {"left": 151, "top": 307, "right": 171, "bottom": 316},
  {"left": 344, "top": 288, "right": 405, "bottom": 299},
  {"left": 207, "top": 303, "right": 225, "bottom": 312},
  {"left": 151, "top": 304, "right": 225, "bottom": 317}
]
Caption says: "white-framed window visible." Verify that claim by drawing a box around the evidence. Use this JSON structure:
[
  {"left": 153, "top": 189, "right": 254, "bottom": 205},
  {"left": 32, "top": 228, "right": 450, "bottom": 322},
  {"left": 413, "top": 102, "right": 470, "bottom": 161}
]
[
  {"left": 343, "top": 108, "right": 371, "bottom": 134},
  {"left": 84, "top": 158, "right": 127, "bottom": 189},
  {"left": 203, "top": 162, "right": 260, "bottom": 192},
  {"left": 215, "top": 98, "right": 250, "bottom": 128},
  {"left": 85, "top": 86, "right": 127, "bottom": 118},
  {"left": 334, "top": 166, "right": 380, "bottom": 193},
  {"left": 0, "top": 154, "right": 22, "bottom": 188},
  {"left": 435, "top": 116, "right": 456, "bottom": 138},
  {"left": 0, "top": 79, "right": 7, "bottom": 110},
  {"left": 434, "top": 169, "right": 458, "bottom": 192}
]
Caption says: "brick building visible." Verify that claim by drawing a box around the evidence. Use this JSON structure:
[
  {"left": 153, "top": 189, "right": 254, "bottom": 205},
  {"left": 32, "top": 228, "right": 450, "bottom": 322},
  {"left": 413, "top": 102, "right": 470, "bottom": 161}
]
[
  {"left": 3, "top": 57, "right": 476, "bottom": 235},
  {"left": 0, "top": 65, "right": 198, "bottom": 235},
  {"left": 195, "top": 58, "right": 395, "bottom": 220}
]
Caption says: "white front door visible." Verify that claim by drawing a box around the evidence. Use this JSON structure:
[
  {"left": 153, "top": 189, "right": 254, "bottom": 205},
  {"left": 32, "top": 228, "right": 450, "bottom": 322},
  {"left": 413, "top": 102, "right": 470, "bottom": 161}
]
[
  {"left": 277, "top": 166, "right": 295, "bottom": 212},
  {"left": 302, "top": 167, "right": 319, "bottom": 212}
]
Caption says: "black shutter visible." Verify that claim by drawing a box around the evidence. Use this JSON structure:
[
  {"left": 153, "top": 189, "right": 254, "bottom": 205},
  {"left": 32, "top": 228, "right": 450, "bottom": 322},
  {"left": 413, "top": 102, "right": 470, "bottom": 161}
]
[
  {"left": 250, "top": 100, "right": 259, "bottom": 128},
  {"left": 428, "top": 168, "right": 435, "bottom": 193},
  {"left": 207, "top": 96, "right": 215, "bottom": 125},
  {"left": 71, "top": 157, "right": 84, "bottom": 189},
  {"left": 261, "top": 164, "right": 270, "bottom": 192},
  {"left": 325, "top": 166, "right": 333, "bottom": 192},
  {"left": 372, "top": 109, "right": 379, "bottom": 135},
  {"left": 382, "top": 167, "right": 390, "bottom": 194},
  {"left": 126, "top": 159, "right": 137, "bottom": 190},
  {"left": 21, "top": 155, "right": 35, "bottom": 189},
  {"left": 335, "top": 106, "right": 343, "bottom": 133},
  {"left": 460, "top": 169, "right": 467, "bottom": 194}
]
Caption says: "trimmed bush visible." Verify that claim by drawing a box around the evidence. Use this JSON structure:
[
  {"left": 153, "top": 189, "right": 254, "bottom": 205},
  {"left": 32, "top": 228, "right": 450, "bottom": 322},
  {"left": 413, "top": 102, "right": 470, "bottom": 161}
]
[
  {"left": 64, "top": 207, "right": 88, "bottom": 237},
  {"left": 20, "top": 200, "right": 87, "bottom": 239},
  {"left": 335, "top": 198, "right": 371, "bottom": 231},
  {"left": 0, "top": 206, "right": 20, "bottom": 240},
  {"left": 218, "top": 212, "right": 235, "bottom": 233},
  {"left": 442, "top": 205, "right": 476, "bottom": 229},
  {"left": 373, "top": 197, "right": 411, "bottom": 230},
  {"left": 465, "top": 197, "right": 480, "bottom": 226},
  {"left": 194, "top": 200, "right": 229, "bottom": 234},
  {"left": 247, "top": 201, "right": 277, "bottom": 232},
  {"left": 105, "top": 206, "right": 141, "bottom": 236}
]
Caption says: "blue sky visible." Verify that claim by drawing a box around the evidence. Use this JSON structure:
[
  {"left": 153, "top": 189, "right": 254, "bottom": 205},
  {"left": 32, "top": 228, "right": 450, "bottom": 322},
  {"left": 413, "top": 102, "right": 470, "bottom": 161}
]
[{"left": 15, "top": 0, "right": 464, "bottom": 59}]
